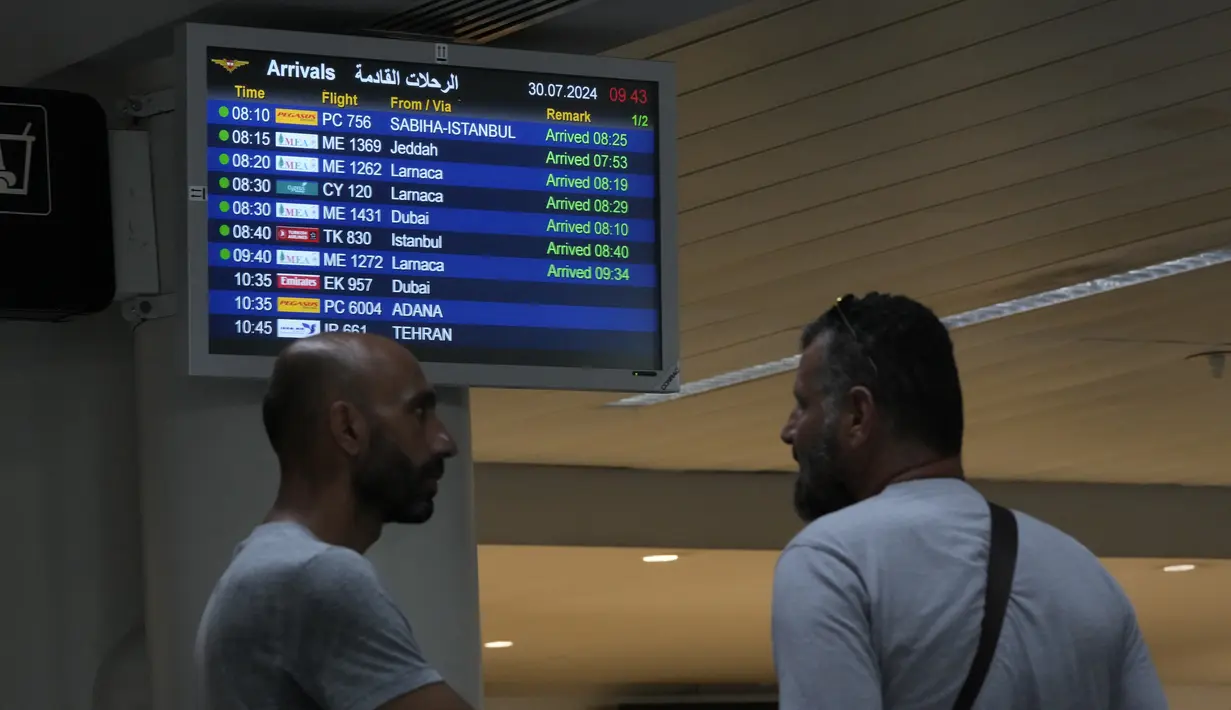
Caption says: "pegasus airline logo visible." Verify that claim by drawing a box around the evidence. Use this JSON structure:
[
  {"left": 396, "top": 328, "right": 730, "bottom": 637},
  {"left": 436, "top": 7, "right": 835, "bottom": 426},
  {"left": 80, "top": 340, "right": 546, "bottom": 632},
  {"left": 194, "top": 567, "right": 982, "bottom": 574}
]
[{"left": 211, "top": 58, "right": 250, "bottom": 73}]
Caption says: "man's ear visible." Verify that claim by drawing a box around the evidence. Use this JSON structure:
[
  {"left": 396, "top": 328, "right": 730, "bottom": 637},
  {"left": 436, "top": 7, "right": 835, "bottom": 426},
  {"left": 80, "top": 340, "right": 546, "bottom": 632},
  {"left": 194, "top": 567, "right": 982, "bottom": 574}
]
[
  {"left": 844, "top": 386, "right": 877, "bottom": 448},
  {"left": 329, "top": 401, "right": 368, "bottom": 456}
]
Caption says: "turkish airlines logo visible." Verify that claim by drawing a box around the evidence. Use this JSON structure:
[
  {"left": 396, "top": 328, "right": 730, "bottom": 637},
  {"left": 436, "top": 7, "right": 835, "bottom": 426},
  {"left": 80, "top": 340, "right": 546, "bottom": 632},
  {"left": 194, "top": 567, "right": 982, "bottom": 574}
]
[
  {"left": 277, "top": 273, "right": 321, "bottom": 290},
  {"left": 276, "top": 226, "right": 319, "bottom": 243}
]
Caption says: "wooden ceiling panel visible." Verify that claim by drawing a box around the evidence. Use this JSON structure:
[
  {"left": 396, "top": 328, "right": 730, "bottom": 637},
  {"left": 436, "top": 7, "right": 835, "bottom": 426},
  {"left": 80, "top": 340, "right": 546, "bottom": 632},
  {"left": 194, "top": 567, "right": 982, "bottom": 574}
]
[
  {"left": 677, "top": 3, "right": 1231, "bottom": 175},
  {"left": 680, "top": 14, "right": 1231, "bottom": 208},
  {"left": 967, "top": 369, "right": 1228, "bottom": 484},
  {"left": 678, "top": 96, "right": 1231, "bottom": 279},
  {"left": 894, "top": 176, "right": 1231, "bottom": 299},
  {"left": 603, "top": 0, "right": 814, "bottom": 62},
  {"left": 921, "top": 220, "right": 1231, "bottom": 320},
  {"left": 661, "top": 0, "right": 955, "bottom": 95},
  {"left": 676, "top": 0, "right": 1112, "bottom": 136},
  {"left": 675, "top": 136, "right": 1231, "bottom": 342},
  {"left": 680, "top": 53, "right": 1231, "bottom": 240}
]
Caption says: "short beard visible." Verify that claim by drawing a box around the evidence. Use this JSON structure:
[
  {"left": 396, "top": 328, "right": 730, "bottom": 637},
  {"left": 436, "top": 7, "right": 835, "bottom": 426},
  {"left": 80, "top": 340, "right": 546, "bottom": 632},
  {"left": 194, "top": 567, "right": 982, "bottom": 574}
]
[
  {"left": 793, "top": 409, "right": 858, "bottom": 522},
  {"left": 353, "top": 429, "right": 436, "bottom": 525}
]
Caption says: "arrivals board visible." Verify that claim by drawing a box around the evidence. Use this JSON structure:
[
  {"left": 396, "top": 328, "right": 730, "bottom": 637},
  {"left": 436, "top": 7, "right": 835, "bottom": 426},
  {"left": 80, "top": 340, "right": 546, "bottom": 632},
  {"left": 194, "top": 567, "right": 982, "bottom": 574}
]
[{"left": 182, "top": 24, "right": 679, "bottom": 392}]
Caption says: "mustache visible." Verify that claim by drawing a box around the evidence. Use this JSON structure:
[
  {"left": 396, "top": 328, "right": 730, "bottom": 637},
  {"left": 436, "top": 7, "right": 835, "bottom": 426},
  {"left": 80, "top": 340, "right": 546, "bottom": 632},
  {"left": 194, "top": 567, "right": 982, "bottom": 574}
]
[{"left": 424, "top": 457, "right": 446, "bottom": 479}]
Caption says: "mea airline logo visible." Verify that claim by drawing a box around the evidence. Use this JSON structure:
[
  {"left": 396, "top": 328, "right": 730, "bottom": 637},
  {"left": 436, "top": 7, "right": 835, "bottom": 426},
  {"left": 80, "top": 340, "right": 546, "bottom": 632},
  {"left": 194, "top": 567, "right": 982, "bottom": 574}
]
[
  {"left": 276, "top": 131, "right": 319, "bottom": 150},
  {"left": 211, "top": 58, "right": 249, "bottom": 74},
  {"left": 276, "top": 249, "right": 320, "bottom": 267},
  {"left": 276, "top": 202, "right": 319, "bottom": 221},
  {"left": 277, "top": 319, "right": 320, "bottom": 339},
  {"left": 277, "top": 297, "right": 320, "bottom": 314},
  {"left": 276, "top": 226, "right": 319, "bottom": 243},
  {"left": 276, "top": 155, "right": 319, "bottom": 174},
  {"left": 277, "top": 273, "right": 321, "bottom": 290}
]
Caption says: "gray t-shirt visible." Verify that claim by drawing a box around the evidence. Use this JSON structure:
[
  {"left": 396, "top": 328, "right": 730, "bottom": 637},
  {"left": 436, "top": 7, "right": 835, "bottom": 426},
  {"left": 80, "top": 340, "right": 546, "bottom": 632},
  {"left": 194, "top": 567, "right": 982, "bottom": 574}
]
[
  {"left": 195, "top": 522, "right": 442, "bottom": 710},
  {"left": 772, "top": 478, "right": 1167, "bottom": 710}
]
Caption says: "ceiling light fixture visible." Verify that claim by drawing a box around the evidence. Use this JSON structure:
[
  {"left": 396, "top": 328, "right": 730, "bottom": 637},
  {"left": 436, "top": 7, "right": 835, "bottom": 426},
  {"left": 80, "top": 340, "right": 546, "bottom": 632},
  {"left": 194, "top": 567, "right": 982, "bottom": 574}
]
[
  {"left": 642, "top": 554, "right": 679, "bottom": 563},
  {"left": 608, "top": 248, "right": 1231, "bottom": 407},
  {"left": 1162, "top": 563, "right": 1197, "bottom": 573},
  {"left": 483, "top": 640, "right": 514, "bottom": 649}
]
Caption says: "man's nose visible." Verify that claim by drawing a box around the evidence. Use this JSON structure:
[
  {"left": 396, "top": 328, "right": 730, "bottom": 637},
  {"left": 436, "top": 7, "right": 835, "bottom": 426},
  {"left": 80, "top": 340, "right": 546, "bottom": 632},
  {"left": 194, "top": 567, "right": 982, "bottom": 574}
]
[
  {"left": 435, "top": 426, "right": 458, "bottom": 458},
  {"left": 781, "top": 417, "right": 796, "bottom": 446}
]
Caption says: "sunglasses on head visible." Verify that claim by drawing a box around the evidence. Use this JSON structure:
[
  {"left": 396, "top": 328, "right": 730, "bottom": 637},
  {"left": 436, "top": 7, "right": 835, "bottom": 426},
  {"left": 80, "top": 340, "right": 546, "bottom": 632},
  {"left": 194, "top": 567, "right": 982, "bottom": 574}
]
[{"left": 831, "top": 294, "right": 879, "bottom": 378}]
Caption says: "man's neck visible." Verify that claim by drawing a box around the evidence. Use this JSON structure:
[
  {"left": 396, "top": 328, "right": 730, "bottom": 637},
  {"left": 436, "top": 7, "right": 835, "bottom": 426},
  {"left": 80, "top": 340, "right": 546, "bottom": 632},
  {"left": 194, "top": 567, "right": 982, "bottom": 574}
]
[
  {"left": 859, "top": 445, "right": 964, "bottom": 500},
  {"left": 267, "top": 476, "right": 382, "bottom": 553}
]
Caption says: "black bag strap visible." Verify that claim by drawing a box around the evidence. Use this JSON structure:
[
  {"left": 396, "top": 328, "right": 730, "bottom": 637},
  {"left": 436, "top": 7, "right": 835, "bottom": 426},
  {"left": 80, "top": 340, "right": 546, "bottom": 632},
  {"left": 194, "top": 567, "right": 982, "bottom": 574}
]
[{"left": 951, "top": 500, "right": 1019, "bottom": 710}]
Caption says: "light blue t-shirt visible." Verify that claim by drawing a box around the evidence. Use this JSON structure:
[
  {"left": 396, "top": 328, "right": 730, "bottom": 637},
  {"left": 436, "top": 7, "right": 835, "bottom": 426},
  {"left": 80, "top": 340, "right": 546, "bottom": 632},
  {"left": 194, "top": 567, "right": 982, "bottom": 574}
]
[{"left": 772, "top": 479, "right": 1167, "bottom": 710}]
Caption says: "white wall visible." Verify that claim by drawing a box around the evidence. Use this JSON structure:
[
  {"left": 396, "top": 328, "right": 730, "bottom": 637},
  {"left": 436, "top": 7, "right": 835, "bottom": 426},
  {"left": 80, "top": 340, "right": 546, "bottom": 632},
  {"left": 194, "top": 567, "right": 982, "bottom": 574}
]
[{"left": 0, "top": 309, "right": 145, "bottom": 710}]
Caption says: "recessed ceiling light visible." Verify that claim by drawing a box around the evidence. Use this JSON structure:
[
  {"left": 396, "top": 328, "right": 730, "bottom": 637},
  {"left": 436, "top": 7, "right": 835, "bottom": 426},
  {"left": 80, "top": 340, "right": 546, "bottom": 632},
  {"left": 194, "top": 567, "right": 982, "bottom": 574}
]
[
  {"left": 642, "top": 554, "right": 679, "bottom": 563},
  {"left": 483, "top": 641, "right": 513, "bottom": 649},
  {"left": 1162, "top": 564, "right": 1197, "bottom": 573}
]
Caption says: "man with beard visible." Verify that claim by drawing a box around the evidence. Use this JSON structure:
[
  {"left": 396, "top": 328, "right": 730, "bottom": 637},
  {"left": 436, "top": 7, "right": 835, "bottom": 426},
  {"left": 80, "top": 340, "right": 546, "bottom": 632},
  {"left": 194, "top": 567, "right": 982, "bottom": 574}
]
[
  {"left": 195, "top": 333, "right": 472, "bottom": 710},
  {"left": 773, "top": 293, "right": 1166, "bottom": 710}
]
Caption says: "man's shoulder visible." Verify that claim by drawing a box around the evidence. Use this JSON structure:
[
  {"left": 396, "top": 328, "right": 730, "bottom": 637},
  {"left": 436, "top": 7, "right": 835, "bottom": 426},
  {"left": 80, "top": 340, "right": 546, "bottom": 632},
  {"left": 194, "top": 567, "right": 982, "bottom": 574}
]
[
  {"left": 775, "top": 503, "right": 888, "bottom": 586},
  {"left": 786, "top": 481, "right": 965, "bottom": 551},
  {"left": 211, "top": 525, "right": 377, "bottom": 613}
]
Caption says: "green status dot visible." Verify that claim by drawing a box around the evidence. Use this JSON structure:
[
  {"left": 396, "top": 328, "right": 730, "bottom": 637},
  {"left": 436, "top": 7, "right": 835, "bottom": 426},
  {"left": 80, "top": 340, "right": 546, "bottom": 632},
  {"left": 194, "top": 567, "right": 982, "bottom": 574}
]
[
  {"left": 218, "top": 129, "right": 229, "bottom": 141},
  {"left": 220, "top": 248, "right": 231, "bottom": 260},
  {"left": 218, "top": 177, "right": 230, "bottom": 189},
  {"left": 219, "top": 201, "right": 230, "bottom": 213},
  {"left": 218, "top": 106, "right": 229, "bottom": 118},
  {"left": 219, "top": 154, "right": 229, "bottom": 165},
  {"left": 219, "top": 225, "right": 230, "bottom": 236}
]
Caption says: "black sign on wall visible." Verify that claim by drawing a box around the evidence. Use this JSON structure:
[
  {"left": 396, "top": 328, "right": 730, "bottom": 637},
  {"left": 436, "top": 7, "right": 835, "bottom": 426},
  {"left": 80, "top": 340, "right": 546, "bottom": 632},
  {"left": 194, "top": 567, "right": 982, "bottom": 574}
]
[
  {"left": 0, "top": 87, "right": 115, "bottom": 319},
  {"left": 0, "top": 101, "right": 51, "bottom": 216}
]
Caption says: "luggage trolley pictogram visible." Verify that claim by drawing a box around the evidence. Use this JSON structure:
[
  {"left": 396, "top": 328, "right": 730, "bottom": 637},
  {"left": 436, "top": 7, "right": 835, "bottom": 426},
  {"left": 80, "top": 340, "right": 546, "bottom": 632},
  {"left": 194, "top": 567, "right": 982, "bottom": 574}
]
[{"left": 0, "top": 122, "right": 35, "bottom": 195}]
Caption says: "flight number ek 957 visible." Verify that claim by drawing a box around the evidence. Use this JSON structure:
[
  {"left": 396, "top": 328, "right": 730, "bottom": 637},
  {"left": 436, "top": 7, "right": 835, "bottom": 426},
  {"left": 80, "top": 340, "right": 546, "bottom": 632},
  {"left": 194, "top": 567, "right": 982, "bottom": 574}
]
[{"left": 323, "top": 275, "right": 374, "bottom": 293}]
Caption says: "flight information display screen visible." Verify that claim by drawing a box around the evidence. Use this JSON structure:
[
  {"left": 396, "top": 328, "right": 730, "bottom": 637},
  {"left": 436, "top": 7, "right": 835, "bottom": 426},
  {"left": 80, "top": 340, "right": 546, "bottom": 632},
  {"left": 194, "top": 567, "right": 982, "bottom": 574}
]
[{"left": 183, "top": 25, "right": 678, "bottom": 390}]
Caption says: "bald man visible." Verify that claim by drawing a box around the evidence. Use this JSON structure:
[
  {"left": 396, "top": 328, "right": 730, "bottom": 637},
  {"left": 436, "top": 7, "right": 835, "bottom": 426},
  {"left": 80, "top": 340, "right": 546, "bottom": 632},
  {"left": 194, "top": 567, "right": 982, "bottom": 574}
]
[{"left": 195, "top": 333, "right": 470, "bottom": 710}]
